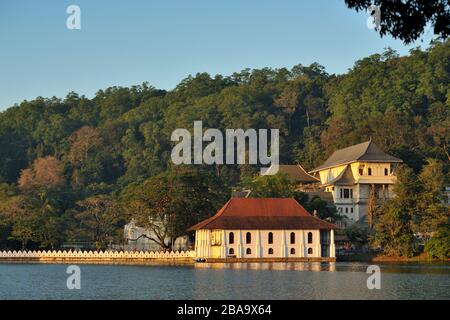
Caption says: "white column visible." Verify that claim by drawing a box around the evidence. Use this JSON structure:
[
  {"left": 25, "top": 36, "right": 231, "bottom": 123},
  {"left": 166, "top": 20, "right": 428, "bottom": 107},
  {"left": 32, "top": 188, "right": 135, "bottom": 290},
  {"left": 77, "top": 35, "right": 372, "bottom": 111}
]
[
  {"left": 299, "top": 230, "right": 305, "bottom": 258},
  {"left": 280, "top": 230, "right": 286, "bottom": 258},
  {"left": 316, "top": 230, "right": 321, "bottom": 258},
  {"left": 221, "top": 230, "right": 227, "bottom": 258},
  {"left": 237, "top": 230, "right": 243, "bottom": 258},
  {"left": 195, "top": 231, "right": 199, "bottom": 257},
  {"left": 330, "top": 229, "right": 336, "bottom": 258},
  {"left": 206, "top": 230, "right": 211, "bottom": 258},
  {"left": 256, "top": 230, "right": 262, "bottom": 258},
  {"left": 200, "top": 230, "right": 204, "bottom": 258}
]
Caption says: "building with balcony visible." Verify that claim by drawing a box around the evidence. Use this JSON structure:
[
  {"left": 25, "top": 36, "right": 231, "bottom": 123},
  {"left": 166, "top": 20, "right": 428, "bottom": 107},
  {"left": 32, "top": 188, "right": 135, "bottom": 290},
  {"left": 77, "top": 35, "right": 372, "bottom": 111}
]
[{"left": 309, "top": 140, "right": 403, "bottom": 224}]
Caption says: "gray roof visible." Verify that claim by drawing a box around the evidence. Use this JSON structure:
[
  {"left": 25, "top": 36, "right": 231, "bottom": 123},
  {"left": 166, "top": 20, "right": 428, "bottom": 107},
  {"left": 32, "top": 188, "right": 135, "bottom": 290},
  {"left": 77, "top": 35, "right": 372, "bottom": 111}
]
[
  {"left": 323, "top": 165, "right": 356, "bottom": 186},
  {"left": 310, "top": 141, "right": 402, "bottom": 172}
]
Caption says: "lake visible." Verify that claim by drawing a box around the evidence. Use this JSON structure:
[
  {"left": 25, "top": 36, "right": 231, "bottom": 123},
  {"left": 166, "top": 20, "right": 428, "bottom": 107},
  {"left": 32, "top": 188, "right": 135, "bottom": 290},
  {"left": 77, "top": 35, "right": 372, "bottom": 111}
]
[{"left": 0, "top": 262, "right": 449, "bottom": 299}]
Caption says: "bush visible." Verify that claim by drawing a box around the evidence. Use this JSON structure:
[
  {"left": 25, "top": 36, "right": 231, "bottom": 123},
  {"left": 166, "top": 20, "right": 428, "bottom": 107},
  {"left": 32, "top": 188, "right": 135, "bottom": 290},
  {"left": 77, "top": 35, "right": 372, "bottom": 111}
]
[{"left": 425, "top": 226, "right": 450, "bottom": 259}]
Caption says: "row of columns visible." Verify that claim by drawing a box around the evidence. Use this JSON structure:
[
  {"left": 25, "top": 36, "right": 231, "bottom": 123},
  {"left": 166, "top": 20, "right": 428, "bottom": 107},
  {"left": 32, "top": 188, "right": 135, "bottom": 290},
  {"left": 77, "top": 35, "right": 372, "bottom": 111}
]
[{"left": 196, "top": 229, "right": 335, "bottom": 259}]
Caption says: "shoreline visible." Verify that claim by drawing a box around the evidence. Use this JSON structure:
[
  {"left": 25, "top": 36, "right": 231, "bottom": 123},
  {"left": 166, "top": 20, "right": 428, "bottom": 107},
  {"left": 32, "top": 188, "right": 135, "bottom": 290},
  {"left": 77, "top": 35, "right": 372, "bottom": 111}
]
[{"left": 338, "top": 252, "right": 449, "bottom": 263}]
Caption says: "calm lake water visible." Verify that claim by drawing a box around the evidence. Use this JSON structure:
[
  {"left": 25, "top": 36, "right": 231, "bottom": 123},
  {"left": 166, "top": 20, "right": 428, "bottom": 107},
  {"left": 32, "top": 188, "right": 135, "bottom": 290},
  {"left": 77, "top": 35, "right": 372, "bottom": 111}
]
[{"left": 0, "top": 262, "right": 449, "bottom": 300}]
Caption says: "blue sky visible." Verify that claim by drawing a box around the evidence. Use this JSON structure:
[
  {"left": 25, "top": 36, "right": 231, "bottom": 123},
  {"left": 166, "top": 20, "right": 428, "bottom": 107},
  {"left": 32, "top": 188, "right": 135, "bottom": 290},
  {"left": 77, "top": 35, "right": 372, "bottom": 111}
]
[{"left": 0, "top": 0, "right": 432, "bottom": 111}]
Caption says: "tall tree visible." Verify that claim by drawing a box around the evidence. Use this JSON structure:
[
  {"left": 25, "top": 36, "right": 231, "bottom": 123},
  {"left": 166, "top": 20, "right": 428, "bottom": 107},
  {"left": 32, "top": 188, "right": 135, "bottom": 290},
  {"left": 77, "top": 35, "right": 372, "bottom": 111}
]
[{"left": 344, "top": 0, "right": 450, "bottom": 43}]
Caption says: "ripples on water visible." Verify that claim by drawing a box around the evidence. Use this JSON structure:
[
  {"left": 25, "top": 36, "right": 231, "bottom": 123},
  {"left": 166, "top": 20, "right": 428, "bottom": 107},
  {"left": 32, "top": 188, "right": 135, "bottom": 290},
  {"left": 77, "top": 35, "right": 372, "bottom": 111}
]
[{"left": 0, "top": 262, "right": 449, "bottom": 300}]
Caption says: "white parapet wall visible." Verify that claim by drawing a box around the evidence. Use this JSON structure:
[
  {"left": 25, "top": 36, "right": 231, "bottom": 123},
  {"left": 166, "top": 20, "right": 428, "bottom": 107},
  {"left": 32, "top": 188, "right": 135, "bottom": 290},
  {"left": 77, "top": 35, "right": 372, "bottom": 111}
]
[{"left": 0, "top": 250, "right": 196, "bottom": 264}]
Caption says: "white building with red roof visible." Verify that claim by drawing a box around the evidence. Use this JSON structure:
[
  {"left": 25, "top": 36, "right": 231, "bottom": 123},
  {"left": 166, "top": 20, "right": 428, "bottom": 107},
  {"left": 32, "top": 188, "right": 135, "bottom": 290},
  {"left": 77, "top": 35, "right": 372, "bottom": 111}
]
[{"left": 187, "top": 198, "right": 336, "bottom": 261}]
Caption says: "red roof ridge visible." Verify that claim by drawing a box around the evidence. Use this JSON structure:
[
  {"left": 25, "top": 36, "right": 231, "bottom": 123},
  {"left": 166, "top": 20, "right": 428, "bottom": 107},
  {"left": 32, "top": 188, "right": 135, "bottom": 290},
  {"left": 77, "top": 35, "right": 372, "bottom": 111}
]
[{"left": 187, "top": 198, "right": 337, "bottom": 231}]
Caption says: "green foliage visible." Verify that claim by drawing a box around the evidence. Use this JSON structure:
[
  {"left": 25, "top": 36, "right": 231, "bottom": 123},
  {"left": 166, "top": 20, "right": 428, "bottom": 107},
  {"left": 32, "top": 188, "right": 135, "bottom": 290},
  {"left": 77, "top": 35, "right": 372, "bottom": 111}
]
[
  {"left": 373, "top": 162, "right": 449, "bottom": 257},
  {"left": 345, "top": 223, "right": 369, "bottom": 244},
  {"left": 344, "top": 1, "right": 449, "bottom": 44},
  {"left": 425, "top": 225, "right": 450, "bottom": 259},
  {"left": 0, "top": 41, "right": 448, "bottom": 249},
  {"left": 121, "top": 167, "right": 229, "bottom": 248},
  {"left": 239, "top": 173, "right": 295, "bottom": 198}
]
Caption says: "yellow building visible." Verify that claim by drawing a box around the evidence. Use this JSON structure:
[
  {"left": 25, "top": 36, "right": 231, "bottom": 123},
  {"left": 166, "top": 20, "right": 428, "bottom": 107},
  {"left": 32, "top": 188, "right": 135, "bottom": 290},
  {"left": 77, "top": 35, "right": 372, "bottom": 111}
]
[
  {"left": 187, "top": 198, "right": 336, "bottom": 262},
  {"left": 309, "top": 140, "right": 402, "bottom": 224}
]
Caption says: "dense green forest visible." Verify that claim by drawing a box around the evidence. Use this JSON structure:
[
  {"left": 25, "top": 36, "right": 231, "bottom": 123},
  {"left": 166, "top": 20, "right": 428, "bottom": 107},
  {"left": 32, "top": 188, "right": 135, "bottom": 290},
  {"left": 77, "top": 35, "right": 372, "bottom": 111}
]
[{"left": 0, "top": 40, "right": 449, "bottom": 254}]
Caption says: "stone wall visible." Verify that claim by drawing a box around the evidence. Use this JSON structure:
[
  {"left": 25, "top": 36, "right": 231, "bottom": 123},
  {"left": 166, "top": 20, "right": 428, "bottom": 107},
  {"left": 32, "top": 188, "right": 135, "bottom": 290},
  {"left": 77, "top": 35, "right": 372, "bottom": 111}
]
[{"left": 0, "top": 250, "right": 195, "bottom": 264}]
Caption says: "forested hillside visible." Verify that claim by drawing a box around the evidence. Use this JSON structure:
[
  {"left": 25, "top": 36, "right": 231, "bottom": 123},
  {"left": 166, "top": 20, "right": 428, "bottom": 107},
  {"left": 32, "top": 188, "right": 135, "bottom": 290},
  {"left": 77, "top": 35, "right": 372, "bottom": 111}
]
[{"left": 0, "top": 40, "right": 448, "bottom": 251}]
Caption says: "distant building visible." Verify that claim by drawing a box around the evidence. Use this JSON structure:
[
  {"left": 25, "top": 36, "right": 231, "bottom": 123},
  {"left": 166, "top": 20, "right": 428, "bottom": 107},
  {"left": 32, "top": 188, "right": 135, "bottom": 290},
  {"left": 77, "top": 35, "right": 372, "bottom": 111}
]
[
  {"left": 124, "top": 219, "right": 190, "bottom": 251},
  {"left": 263, "top": 164, "right": 320, "bottom": 190},
  {"left": 309, "top": 140, "right": 403, "bottom": 224},
  {"left": 188, "top": 198, "right": 336, "bottom": 261}
]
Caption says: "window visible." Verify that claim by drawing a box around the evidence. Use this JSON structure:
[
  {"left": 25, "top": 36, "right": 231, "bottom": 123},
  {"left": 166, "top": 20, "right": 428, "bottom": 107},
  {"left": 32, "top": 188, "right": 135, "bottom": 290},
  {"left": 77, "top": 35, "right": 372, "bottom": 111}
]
[
  {"left": 308, "top": 248, "right": 313, "bottom": 255},
  {"left": 343, "top": 189, "right": 350, "bottom": 198},
  {"left": 268, "top": 232, "right": 273, "bottom": 244},
  {"left": 228, "top": 248, "right": 234, "bottom": 255},
  {"left": 290, "top": 232, "right": 295, "bottom": 244},
  {"left": 268, "top": 248, "right": 273, "bottom": 255},
  {"left": 246, "top": 248, "right": 251, "bottom": 255},
  {"left": 384, "top": 168, "right": 388, "bottom": 176},
  {"left": 345, "top": 207, "right": 348, "bottom": 213},
  {"left": 359, "top": 167, "right": 364, "bottom": 175},
  {"left": 307, "top": 232, "right": 313, "bottom": 244},
  {"left": 340, "top": 188, "right": 342, "bottom": 198},
  {"left": 229, "top": 232, "right": 234, "bottom": 244},
  {"left": 350, "top": 207, "right": 354, "bottom": 213},
  {"left": 368, "top": 168, "right": 372, "bottom": 176},
  {"left": 290, "top": 248, "right": 295, "bottom": 255},
  {"left": 246, "top": 232, "right": 251, "bottom": 244}
]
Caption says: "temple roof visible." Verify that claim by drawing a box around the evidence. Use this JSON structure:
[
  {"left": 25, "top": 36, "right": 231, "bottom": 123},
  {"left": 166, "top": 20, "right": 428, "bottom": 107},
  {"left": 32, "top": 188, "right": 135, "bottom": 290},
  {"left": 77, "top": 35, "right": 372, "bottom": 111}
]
[
  {"left": 310, "top": 140, "right": 402, "bottom": 173},
  {"left": 323, "top": 165, "right": 356, "bottom": 186},
  {"left": 187, "top": 198, "right": 336, "bottom": 231}
]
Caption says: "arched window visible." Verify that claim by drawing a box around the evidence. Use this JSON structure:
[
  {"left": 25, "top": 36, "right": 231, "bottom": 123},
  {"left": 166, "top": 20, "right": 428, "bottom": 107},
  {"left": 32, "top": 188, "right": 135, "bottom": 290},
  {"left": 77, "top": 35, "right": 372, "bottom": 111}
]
[
  {"left": 268, "top": 248, "right": 273, "bottom": 255},
  {"left": 229, "top": 232, "right": 234, "bottom": 244},
  {"left": 308, "top": 248, "right": 313, "bottom": 255},
  {"left": 228, "top": 248, "right": 234, "bottom": 255},
  {"left": 290, "top": 232, "right": 295, "bottom": 244},
  {"left": 268, "top": 232, "right": 273, "bottom": 244},
  {"left": 290, "top": 248, "right": 295, "bottom": 255},
  {"left": 246, "top": 248, "right": 251, "bottom": 255},
  {"left": 246, "top": 232, "right": 251, "bottom": 244},
  {"left": 368, "top": 168, "right": 372, "bottom": 176},
  {"left": 307, "top": 232, "right": 313, "bottom": 244}
]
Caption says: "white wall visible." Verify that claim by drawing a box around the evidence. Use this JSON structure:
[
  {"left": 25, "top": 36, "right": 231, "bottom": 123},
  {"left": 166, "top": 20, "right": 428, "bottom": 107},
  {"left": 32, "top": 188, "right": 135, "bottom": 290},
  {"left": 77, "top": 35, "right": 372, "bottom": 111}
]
[{"left": 195, "top": 229, "right": 335, "bottom": 259}]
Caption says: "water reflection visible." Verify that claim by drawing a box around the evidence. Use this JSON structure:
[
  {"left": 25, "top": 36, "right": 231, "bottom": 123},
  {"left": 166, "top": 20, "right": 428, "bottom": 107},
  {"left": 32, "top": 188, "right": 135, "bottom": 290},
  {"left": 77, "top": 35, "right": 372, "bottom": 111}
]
[
  {"left": 195, "top": 262, "right": 337, "bottom": 272},
  {"left": 195, "top": 261, "right": 450, "bottom": 275}
]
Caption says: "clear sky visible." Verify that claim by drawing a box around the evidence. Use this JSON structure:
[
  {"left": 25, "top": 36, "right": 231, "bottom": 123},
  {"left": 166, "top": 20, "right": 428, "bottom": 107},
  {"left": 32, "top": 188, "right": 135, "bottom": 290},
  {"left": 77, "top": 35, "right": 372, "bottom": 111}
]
[{"left": 0, "top": 0, "right": 432, "bottom": 111}]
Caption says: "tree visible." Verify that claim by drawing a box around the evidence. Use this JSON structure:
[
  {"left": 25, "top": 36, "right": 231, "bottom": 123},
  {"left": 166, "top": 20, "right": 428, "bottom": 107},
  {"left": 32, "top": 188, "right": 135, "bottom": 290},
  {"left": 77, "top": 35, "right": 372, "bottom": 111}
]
[
  {"left": 122, "top": 167, "right": 228, "bottom": 249},
  {"left": 344, "top": 0, "right": 450, "bottom": 43},
  {"left": 75, "top": 195, "right": 125, "bottom": 250},
  {"left": 425, "top": 225, "right": 450, "bottom": 259},
  {"left": 18, "top": 156, "right": 65, "bottom": 193},
  {"left": 68, "top": 126, "right": 103, "bottom": 188},
  {"left": 239, "top": 173, "right": 295, "bottom": 198},
  {"left": 414, "top": 159, "right": 450, "bottom": 237},
  {"left": 367, "top": 184, "right": 379, "bottom": 228},
  {"left": 372, "top": 166, "right": 420, "bottom": 257}
]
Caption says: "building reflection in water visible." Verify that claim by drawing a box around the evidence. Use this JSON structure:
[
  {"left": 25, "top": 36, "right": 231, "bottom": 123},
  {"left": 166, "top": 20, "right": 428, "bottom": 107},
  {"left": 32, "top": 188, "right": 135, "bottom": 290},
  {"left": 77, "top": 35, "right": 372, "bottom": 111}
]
[{"left": 195, "top": 262, "right": 337, "bottom": 272}]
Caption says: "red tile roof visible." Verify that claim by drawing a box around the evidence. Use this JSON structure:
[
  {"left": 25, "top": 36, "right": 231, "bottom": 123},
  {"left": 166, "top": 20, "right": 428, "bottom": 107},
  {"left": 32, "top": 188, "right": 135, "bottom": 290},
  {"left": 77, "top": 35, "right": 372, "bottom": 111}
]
[{"left": 187, "top": 198, "right": 336, "bottom": 231}]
